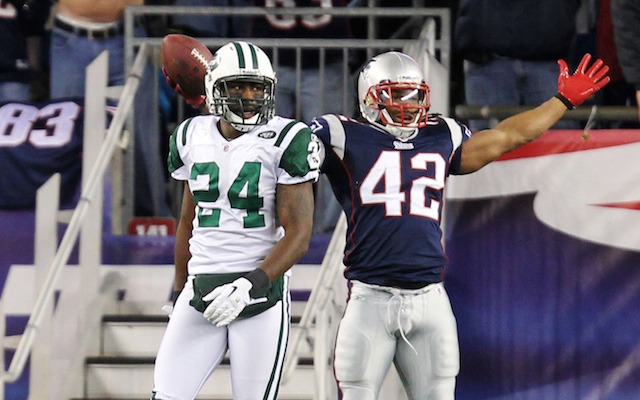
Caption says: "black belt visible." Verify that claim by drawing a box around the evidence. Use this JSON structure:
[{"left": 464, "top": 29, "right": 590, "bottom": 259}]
[{"left": 54, "top": 18, "right": 123, "bottom": 39}]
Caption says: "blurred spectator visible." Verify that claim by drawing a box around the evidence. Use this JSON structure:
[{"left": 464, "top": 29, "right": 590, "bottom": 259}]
[
  {"left": 0, "top": 0, "right": 51, "bottom": 103},
  {"left": 170, "top": 0, "right": 228, "bottom": 37},
  {"left": 250, "top": 0, "right": 354, "bottom": 234},
  {"left": 592, "top": 0, "right": 638, "bottom": 128},
  {"left": 455, "top": 0, "right": 581, "bottom": 131},
  {"left": 169, "top": 0, "right": 251, "bottom": 38},
  {"left": 49, "top": 0, "right": 171, "bottom": 217},
  {"left": 611, "top": 0, "right": 640, "bottom": 122},
  {"left": 165, "top": 0, "right": 249, "bottom": 124},
  {"left": 250, "top": 0, "right": 354, "bottom": 122}
]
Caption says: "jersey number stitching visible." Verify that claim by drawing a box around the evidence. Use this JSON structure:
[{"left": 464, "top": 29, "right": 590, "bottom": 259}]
[
  {"left": 0, "top": 102, "right": 80, "bottom": 148},
  {"left": 359, "top": 151, "right": 445, "bottom": 221},
  {"left": 191, "top": 161, "right": 265, "bottom": 228}
]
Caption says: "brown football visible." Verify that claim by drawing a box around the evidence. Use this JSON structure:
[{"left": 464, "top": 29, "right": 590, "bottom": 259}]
[{"left": 160, "top": 34, "right": 213, "bottom": 98}]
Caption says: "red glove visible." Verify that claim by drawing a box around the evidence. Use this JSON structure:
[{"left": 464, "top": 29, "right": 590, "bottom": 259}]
[
  {"left": 555, "top": 54, "right": 610, "bottom": 110},
  {"left": 162, "top": 67, "right": 205, "bottom": 108}
]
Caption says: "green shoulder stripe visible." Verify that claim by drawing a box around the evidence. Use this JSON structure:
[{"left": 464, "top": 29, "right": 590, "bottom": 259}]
[
  {"left": 167, "top": 117, "right": 195, "bottom": 174},
  {"left": 181, "top": 117, "right": 195, "bottom": 146},
  {"left": 274, "top": 120, "right": 298, "bottom": 147}
]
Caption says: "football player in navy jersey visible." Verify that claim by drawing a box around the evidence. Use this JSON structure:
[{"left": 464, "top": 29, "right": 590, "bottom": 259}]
[{"left": 309, "top": 51, "right": 610, "bottom": 400}]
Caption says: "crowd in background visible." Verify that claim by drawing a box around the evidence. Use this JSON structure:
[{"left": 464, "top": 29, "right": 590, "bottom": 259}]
[{"left": 1, "top": 0, "right": 638, "bottom": 221}]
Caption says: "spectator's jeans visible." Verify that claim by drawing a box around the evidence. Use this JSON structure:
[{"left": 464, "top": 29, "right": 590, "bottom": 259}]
[
  {"left": 464, "top": 58, "right": 579, "bottom": 131},
  {"left": 0, "top": 82, "right": 30, "bottom": 103},
  {"left": 50, "top": 26, "right": 169, "bottom": 218},
  {"left": 275, "top": 62, "right": 354, "bottom": 122},
  {"left": 50, "top": 28, "right": 126, "bottom": 97}
]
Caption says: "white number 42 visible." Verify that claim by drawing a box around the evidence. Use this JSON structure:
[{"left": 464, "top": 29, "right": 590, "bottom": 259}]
[{"left": 359, "top": 151, "right": 446, "bottom": 220}]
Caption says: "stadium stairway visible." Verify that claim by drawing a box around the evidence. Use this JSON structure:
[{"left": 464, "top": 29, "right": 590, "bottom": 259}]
[
  {"left": 0, "top": 208, "right": 336, "bottom": 399},
  {"left": 75, "top": 264, "right": 322, "bottom": 400}
]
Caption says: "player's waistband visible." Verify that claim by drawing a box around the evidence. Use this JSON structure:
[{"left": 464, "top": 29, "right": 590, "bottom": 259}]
[
  {"left": 54, "top": 15, "right": 123, "bottom": 40},
  {"left": 352, "top": 280, "right": 442, "bottom": 294},
  {"left": 346, "top": 267, "right": 444, "bottom": 290}
]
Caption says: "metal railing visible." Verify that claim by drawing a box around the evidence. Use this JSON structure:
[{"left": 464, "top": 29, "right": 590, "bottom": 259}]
[
  {"left": 0, "top": 44, "right": 151, "bottom": 399},
  {"left": 282, "top": 213, "right": 347, "bottom": 398},
  {"left": 119, "top": 5, "right": 452, "bottom": 225},
  {"left": 124, "top": 4, "right": 452, "bottom": 69},
  {"left": 455, "top": 104, "right": 639, "bottom": 123}
]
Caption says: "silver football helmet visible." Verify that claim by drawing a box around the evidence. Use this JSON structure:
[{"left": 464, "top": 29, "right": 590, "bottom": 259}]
[
  {"left": 205, "top": 41, "right": 276, "bottom": 133},
  {"left": 358, "top": 51, "right": 431, "bottom": 140}
]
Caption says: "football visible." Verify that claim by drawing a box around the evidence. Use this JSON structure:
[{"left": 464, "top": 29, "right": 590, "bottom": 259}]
[{"left": 160, "top": 34, "right": 213, "bottom": 98}]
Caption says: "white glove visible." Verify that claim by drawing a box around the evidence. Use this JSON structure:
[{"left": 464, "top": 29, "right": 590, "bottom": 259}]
[
  {"left": 161, "top": 289, "right": 183, "bottom": 319},
  {"left": 202, "top": 277, "right": 267, "bottom": 327},
  {"left": 161, "top": 304, "right": 174, "bottom": 317}
]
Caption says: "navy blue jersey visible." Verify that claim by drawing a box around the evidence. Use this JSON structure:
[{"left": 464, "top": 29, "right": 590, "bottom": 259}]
[
  {"left": 311, "top": 114, "right": 471, "bottom": 288},
  {"left": 0, "top": 100, "right": 83, "bottom": 209}
]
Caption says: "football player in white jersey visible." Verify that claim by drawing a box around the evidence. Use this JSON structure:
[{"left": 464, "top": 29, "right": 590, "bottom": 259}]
[{"left": 152, "top": 41, "right": 320, "bottom": 400}]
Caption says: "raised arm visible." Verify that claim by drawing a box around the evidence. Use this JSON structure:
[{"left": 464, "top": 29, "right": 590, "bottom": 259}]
[{"left": 458, "top": 54, "right": 610, "bottom": 174}]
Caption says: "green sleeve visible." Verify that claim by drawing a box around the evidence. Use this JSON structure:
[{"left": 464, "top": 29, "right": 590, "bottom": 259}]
[{"left": 280, "top": 127, "right": 316, "bottom": 177}]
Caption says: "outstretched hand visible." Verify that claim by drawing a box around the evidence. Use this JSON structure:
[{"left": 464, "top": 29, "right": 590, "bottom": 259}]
[
  {"left": 162, "top": 67, "right": 205, "bottom": 108},
  {"left": 555, "top": 54, "right": 610, "bottom": 109}
]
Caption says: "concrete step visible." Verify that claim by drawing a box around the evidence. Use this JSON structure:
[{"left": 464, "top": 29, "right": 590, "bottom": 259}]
[
  {"left": 104, "top": 264, "right": 318, "bottom": 317},
  {"left": 85, "top": 263, "right": 324, "bottom": 399},
  {"left": 101, "top": 315, "right": 315, "bottom": 358},
  {"left": 84, "top": 355, "right": 318, "bottom": 400}
]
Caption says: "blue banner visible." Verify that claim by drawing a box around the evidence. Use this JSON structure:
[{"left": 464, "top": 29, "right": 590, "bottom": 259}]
[{"left": 445, "top": 130, "right": 640, "bottom": 399}]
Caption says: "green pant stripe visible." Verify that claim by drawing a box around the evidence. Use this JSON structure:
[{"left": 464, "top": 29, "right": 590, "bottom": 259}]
[{"left": 263, "top": 276, "right": 290, "bottom": 400}]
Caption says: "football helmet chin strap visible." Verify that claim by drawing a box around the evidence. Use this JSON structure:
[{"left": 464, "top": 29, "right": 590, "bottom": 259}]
[
  {"left": 377, "top": 106, "right": 421, "bottom": 140},
  {"left": 380, "top": 124, "right": 419, "bottom": 141},
  {"left": 224, "top": 98, "right": 266, "bottom": 133}
]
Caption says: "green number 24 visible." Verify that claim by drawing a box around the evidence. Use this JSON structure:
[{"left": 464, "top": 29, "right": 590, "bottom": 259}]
[{"left": 190, "top": 161, "right": 265, "bottom": 228}]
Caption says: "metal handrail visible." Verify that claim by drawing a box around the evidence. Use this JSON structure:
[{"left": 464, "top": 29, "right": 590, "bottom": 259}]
[
  {"left": 125, "top": 5, "right": 450, "bottom": 18},
  {"left": 0, "top": 42, "right": 151, "bottom": 385},
  {"left": 119, "top": 4, "right": 451, "bottom": 230},
  {"left": 123, "top": 5, "right": 452, "bottom": 78},
  {"left": 455, "top": 104, "right": 639, "bottom": 122},
  {"left": 282, "top": 214, "right": 347, "bottom": 384}
]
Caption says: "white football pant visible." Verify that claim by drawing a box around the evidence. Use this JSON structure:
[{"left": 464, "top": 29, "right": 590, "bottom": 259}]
[
  {"left": 334, "top": 280, "right": 460, "bottom": 400},
  {"left": 153, "top": 277, "right": 290, "bottom": 400}
]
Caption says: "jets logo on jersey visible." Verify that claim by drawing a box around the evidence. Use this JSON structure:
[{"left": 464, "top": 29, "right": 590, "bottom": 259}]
[{"left": 258, "top": 130, "right": 276, "bottom": 139}]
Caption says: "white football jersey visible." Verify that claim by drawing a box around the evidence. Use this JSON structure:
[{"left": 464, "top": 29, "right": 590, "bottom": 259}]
[{"left": 168, "top": 115, "right": 319, "bottom": 275}]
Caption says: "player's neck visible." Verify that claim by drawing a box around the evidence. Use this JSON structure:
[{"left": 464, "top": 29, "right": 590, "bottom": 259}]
[{"left": 218, "top": 119, "right": 243, "bottom": 141}]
